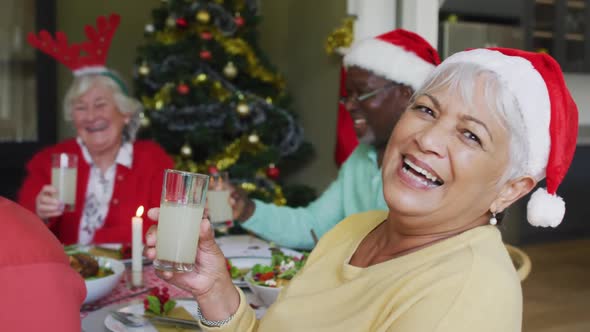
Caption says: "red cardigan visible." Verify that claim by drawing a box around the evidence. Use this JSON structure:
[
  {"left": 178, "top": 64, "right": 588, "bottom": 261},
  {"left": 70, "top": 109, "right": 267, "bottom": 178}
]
[
  {"left": 18, "top": 139, "right": 174, "bottom": 245},
  {"left": 0, "top": 197, "right": 86, "bottom": 331}
]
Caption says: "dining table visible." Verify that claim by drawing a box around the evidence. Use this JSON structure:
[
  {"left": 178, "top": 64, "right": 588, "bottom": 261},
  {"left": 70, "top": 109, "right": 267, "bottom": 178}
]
[{"left": 81, "top": 235, "right": 278, "bottom": 332}]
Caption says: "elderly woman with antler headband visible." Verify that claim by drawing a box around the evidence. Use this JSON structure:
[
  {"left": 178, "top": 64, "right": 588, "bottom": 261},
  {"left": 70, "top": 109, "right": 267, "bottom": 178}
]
[{"left": 18, "top": 14, "right": 174, "bottom": 245}]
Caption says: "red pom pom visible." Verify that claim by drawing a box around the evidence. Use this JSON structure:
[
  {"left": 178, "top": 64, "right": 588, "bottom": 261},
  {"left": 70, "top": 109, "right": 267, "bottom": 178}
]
[
  {"left": 200, "top": 50, "right": 212, "bottom": 60},
  {"left": 176, "top": 83, "right": 190, "bottom": 95},
  {"left": 176, "top": 18, "right": 188, "bottom": 28},
  {"left": 200, "top": 31, "right": 213, "bottom": 40},
  {"left": 234, "top": 16, "right": 245, "bottom": 27},
  {"left": 266, "top": 164, "right": 280, "bottom": 180}
]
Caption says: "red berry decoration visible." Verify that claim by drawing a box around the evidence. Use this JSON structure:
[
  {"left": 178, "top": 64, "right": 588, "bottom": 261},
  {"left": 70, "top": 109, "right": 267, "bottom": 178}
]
[
  {"left": 200, "top": 50, "right": 212, "bottom": 60},
  {"left": 176, "top": 18, "right": 188, "bottom": 28},
  {"left": 208, "top": 165, "right": 219, "bottom": 175},
  {"left": 200, "top": 31, "right": 213, "bottom": 40},
  {"left": 266, "top": 164, "right": 280, "bottom": 180},
  {"left": 234, "top": 16, "right": 245, "bottom": 27},
  {"left": 177, "top": 83, "right": 190, "bottom": 95}
]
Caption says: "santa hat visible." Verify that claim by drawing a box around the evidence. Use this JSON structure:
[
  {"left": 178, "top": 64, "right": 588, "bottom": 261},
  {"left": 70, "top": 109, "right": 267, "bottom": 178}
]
[
  {"left": 444, "top": 48, "right": 578, "bottom": 228},
  {"left": 343, "top": 29, "right": 441, "bottom": 90}
]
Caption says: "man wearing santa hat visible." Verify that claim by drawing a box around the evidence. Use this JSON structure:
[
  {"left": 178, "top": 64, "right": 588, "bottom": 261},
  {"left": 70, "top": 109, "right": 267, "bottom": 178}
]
[{"left": 230, "top": 29, "right": 441, "bottom": 249}]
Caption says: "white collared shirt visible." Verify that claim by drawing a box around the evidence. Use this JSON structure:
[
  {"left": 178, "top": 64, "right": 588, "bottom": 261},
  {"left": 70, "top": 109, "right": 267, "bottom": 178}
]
[{"left": 76, "top": 138, "right": 133, "bottom": 244}]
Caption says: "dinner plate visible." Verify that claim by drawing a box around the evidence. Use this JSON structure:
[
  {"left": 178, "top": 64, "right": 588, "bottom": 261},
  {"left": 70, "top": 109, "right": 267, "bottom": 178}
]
[
  {"left": 217, "top": 235, "right": 303, "bottom": 287},
  {"left": 104, "top": 299, "right": 199, "bottom": 332},
  {"left": 67, "top": 243, "right": 151, "bottom": 265}
]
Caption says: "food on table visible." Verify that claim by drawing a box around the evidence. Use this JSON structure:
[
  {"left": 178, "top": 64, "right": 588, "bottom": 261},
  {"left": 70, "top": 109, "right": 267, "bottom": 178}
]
[
  {"left": 226, "top": 258, "right": 249, "bottom": 280},
  {"left": 88, "top": 243, "right": 132, "bottom": 260},
  {"left": 68, "top": 253, "right": 114, "bottom": 279},
  {"left": 144, "top": 287, "right": 176, "bottom": 316},
  {"left": 143, "top": 287, "right": 198, "bottom": 331},
  {"left": 249, "top": 249, "right": 309, "bottom": 288}
]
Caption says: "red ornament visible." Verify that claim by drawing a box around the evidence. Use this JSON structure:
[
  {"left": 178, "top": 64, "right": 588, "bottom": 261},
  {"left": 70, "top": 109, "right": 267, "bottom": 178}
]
[
  {"left": 200, "top": 31, "right": 213, "bottom": 40},
  {"left": 234, "top": 16, "right": 245, "bottom": 27},
  {"left": 176, "top": 18, "right": 188, "bottom": 28},
  {"left": 266, "top": 164, "right": 280, "bottom": 180},
  {"left": 177, "top": 83, "right": 190, "bottom": 95},
  {"left": 208, "top": 165, "right": 219, "bottom": 174},
  {"left": 200, "top": 50, "right": 212, "bottom": 60}
]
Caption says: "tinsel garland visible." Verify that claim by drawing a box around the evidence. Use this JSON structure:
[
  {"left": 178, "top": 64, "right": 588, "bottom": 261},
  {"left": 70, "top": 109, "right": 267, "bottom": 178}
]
[
  {"left": 174, "top": 135, "right": 286, "bottom": 205},
  {"left": 325, "top": 17, "right": 355, "bottom": 55},
  {"left": 151, "top": 26, "right": 284, "bottom": 89},
  {"left": 211, "top": 29, "right": 285, "bottom": 89}
]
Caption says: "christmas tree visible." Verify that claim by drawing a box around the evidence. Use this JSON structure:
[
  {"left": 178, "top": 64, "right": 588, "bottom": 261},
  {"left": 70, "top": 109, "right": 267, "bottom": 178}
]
[{"left": 134, "top": 0, "right": 316, "bottom": 207}]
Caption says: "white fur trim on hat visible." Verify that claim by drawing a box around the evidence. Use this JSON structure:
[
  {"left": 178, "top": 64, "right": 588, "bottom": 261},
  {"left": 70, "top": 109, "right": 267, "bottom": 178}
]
[
  {"left": 527, "top": 187, "right": 565, "bottom": 227},
  {"left": 444, "top": 49, "right": 551, "bottom": 181},
  {"left": 343, "top": 38, "right": 435, "bottom": 90},
  {"left": 73, "top": 66, "right": 107, "bottom": 76}
]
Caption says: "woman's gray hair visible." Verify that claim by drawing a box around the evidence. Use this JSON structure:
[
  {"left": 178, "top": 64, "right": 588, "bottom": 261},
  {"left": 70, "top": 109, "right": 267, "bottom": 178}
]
[
  {"left": 63, "top": 71, "right": 142, "bottom": 142},
  {"left": 412, "top": 62, "right": 530, "bottom": 184}
]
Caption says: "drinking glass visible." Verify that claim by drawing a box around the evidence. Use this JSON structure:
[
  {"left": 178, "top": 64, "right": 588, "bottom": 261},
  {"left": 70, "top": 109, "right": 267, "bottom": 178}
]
[
  {"left": 207, "top": 172, "right": 233, "bottom": 224},
  {"left": 154, "top": 169, "right": 209, "bottom": 272},
  {"left": 51, "top": 153, "right": 78, "bottom": 212}
]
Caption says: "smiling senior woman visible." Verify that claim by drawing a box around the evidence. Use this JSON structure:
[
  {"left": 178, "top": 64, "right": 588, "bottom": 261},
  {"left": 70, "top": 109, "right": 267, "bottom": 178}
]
[
  {"left": 18, "top": 72, "right": 173, "bottom": 245},
  {"left": 144, "top": 48, "right": 577, "bottom": 332}
]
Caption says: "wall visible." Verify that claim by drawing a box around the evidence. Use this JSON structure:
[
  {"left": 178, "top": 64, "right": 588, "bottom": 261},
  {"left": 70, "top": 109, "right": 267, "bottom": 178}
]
[
  {"left": 56, "top": 0, "right": 160, "bottom": 140},
  {"left": 258, "top": 0, "right": 344, "bottom": 191}
]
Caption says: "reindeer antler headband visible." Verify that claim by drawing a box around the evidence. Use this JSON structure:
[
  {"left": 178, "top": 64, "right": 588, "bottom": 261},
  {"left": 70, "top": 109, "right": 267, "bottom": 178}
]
[{"left": 27, "top": 13, "right": 128, "bottom": 94}]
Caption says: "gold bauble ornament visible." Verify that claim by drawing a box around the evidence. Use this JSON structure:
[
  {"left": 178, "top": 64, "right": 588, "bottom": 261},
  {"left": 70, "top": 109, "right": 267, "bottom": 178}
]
[
  {"left": 196, "top": 73, "right": 208, "bottom": 83},
  {"left": 166, "top": 16, "right": 176, "bottom": 28},
  {"left": 138, "top": 63, "right": 150, "bottom": 76},
  {"left": 180, "top": 143, "right": 193, "bottom": 157},
  {"left": 236, "top": 102, "right": 250, "bottom": 117},
  {"left": 265, "top": 97, "right": 273, "bottom": 104},
  {"left": 247, "top": 133, "right": 260, "bottom": 144},
  {"left": 196, "top": 10, "right": 211, "bottom": 24},
  {"left": 223, "top": 61, "right": 238, "bottom": 79}
]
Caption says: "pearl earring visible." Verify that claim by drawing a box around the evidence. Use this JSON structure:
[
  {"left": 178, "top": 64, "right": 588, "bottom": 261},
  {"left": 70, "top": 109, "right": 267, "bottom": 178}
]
[{"left": 490, "top": 212, "right": 498, "bottom": 226}]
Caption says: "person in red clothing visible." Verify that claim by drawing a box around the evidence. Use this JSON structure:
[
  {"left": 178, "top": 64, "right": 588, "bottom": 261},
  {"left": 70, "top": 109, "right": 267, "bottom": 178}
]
[
  {"left": 0, "top": 197, "right": 86, "bottom": 331},
  {"left": 19, "top": 14, "right": 174, "bottom": 245},
  {"left": 18, "top": 72, "right": 174, "bottom": 245}
]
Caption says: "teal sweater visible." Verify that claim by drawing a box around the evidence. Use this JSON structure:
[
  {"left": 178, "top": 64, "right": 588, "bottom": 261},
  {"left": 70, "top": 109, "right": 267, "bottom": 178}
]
[{"left": 241, "top": 144, "right": 388, "bottom": 249}]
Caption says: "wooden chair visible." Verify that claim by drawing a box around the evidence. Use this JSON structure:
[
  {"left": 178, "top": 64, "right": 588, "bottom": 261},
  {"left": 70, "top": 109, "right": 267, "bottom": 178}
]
[{"left": 505, "top": 244, "right": 532, "bottom": 282}]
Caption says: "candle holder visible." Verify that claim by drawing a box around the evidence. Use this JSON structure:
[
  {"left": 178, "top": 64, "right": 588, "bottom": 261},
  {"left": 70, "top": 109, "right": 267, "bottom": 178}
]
[{"left": 127, "top": 270, "right": 144, "bottom": 289}]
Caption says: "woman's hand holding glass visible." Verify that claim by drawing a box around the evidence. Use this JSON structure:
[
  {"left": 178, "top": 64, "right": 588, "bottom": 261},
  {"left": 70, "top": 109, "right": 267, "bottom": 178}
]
[
  {"left": 143, "top": 207, "right": 240, "bottom": 322},
  {"left": 35, "top": 185, "right": 64, "bottom": 219}
]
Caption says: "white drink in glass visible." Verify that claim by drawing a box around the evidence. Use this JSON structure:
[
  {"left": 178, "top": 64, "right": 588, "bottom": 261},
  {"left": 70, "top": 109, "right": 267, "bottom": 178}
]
[
  {"left": 51, "top": 167, "right": 77, "bottom": 210},
  {"left": 156, "top": 202, "right": 205, "bottom": 268},
  {"left": 208, "top": 190, "right": 233, "bottom": 223}
]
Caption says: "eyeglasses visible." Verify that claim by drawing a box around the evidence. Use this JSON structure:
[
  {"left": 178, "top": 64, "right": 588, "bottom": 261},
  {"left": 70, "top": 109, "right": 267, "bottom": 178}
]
[{"left": 339, "top": 82, "right": 398, "bottom": 105}]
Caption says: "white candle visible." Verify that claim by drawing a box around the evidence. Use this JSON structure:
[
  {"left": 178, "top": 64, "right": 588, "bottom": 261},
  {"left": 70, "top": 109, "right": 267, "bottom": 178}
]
[{"left": 132, "top": 206, "right": 144, "bottom": 277}]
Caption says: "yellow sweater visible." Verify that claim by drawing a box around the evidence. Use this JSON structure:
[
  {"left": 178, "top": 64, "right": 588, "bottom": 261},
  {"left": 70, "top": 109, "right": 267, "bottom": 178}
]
[{"left": 203, "top": 211, "right": 522, "bottom": 332}]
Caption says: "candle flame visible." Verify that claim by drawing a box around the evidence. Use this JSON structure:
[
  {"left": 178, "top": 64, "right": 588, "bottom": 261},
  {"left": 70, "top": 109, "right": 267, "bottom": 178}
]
[{"left": 136, "top": 206, "right": 144, "bottom": 217}]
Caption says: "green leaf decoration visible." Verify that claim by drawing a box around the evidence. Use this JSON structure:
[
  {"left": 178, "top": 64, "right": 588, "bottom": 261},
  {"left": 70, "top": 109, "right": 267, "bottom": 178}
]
[{"left": 146, "top": 295, "right": 162, "bottom": 315}]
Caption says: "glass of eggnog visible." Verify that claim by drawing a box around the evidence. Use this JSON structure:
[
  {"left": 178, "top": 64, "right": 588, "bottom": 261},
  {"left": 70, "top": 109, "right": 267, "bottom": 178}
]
[
  {"left": 51, "top": 153, "right": 78, "bottom": 212},
  {"left": 207, "top": 172, "right": 233, "bottom": 225},
  {"left": 154, "top": 169, "right": 209, "bottom": 272}
]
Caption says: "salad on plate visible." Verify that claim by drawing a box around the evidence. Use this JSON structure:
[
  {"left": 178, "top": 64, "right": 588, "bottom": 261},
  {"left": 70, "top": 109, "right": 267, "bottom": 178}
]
[{"left": 248, "top": 248, "right": 309, "bottom": 288}]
